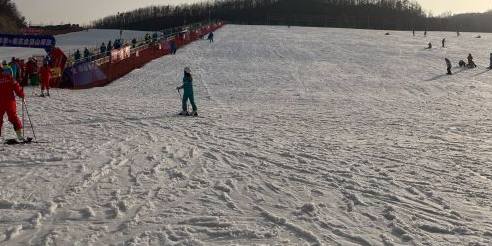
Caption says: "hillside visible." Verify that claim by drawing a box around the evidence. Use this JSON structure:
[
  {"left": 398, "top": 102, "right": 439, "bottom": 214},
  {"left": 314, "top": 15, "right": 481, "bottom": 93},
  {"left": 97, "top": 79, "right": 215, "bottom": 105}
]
[
  {"left": 2, "top": 25, "right": 492, "bottom": 245},
  {"left": 0, "top": 0, "right": 25, "bottom": 34},
  {"left": 92, "top": 0, "right": 425, "bottom": 31}
]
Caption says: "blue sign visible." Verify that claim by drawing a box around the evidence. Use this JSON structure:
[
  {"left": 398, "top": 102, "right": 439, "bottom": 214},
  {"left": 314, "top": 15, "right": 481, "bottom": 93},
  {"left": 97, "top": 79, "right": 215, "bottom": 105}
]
[{"left": 0, "top": 34, "right": 56, "bottom": 49}]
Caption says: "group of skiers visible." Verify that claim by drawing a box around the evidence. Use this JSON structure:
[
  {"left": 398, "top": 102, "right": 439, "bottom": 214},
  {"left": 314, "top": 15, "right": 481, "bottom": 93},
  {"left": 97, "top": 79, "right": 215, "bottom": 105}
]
[
  {"left": 0, "top": 57, "right": 52, "bottom": 142},
  {"left": 420, "top": 32, "right": 489, "bottom": 75},
  {"left": 444, "top": 53, "right": 482, "bottom": 75},
  {"left": 1, "top": 57, "right": 51, "bottom": 95},
  {"left": 0, "top": 29, "right": 219, "bottom": 142}
]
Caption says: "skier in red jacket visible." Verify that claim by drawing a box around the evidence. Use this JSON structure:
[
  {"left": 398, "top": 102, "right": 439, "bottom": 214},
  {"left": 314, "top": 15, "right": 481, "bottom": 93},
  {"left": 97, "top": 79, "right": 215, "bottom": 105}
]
[
  {"left": 25, "top": 57, "right": 39, "bottom": 86},
  {"left": 0, "top": 62, "right": 25, "bottom": 141},
  {"left": 39, "top": 61, "right": 52, "bottom": 97},
  {"left": 467, "top": 53, "right": 477, "bottom": 68}
]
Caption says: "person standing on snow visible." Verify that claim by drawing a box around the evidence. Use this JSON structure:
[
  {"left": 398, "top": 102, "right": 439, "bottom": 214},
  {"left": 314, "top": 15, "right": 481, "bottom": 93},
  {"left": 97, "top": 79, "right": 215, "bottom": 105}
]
[
  {"left": 74, "top": 49, "right": 81, "bottom": 61},
  {"left": 8, "top": 58, "right": 19, "bottom": 80},
  {"left": 106, "top": 40, "right": 113, "bottom": 56},
  {"left": 25, "top": 57, "right": 39, "bottom": 86},
  {"left": 83, "top": 47, "right": 91, "bottom": 62},
  {"left": 441, "top": 38, "right": 446, "bottom": 48},
  {"left": 170, "top": 40, "right": 177, "bottom": 55},
  {"left": 2, "top": 60, "right": 13, "bottom": 77},
  {"left": 467, "top": 53, "right": 477, "bottom": 68},
  {"left": 100, "top": 42, "right": 107, "bottom": 58},
  {"left": 445, "top": 58, "right": 452, "bottom": 75},
  {"left": 489, "top": 53, "right": 492, "bottom": 69},
  {"left": 176, "top": 67, "right": 198, "bottom": 116},
  {"left": 0, "top": 62, "right": 25, "bottom": 141},
  {"left": 39, "top": 61, "right": 52, "bottom": 97},
  {"left": 208, "top": 32, "right": 214, "bottom": 43}
]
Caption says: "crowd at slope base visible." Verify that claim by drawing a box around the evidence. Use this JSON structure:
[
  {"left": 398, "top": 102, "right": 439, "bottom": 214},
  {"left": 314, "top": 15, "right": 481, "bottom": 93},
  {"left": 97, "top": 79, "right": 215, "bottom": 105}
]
[
  {"left": 67, "top": 23, "right": 216, "bottom": 65},
  {"left": 0, "top": 22, "right": 219, "bottom": 143},
  {"left": 0, "top": 51, "right": 54, "bottom": 142},
  {"left": 1, "top": 55, "right": 53, "bottom": 97}
]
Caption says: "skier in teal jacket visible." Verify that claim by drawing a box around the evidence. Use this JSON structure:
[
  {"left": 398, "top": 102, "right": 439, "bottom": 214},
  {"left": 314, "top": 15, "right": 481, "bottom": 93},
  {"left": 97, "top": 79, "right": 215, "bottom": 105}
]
[{"left": 176, "top": 67, "right": 197, "bottom": 116}]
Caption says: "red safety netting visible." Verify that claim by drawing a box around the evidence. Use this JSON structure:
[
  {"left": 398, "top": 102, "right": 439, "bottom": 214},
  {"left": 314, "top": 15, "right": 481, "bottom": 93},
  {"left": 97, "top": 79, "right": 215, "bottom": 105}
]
[{"left": 62, "top": 22, "right": 225, "bottom": 89}]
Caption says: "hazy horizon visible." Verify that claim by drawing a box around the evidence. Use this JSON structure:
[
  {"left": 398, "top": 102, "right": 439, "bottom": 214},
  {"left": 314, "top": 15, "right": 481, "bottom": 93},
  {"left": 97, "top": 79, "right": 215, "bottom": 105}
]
[{"left": 12, "top": 0, "right": 492, "bottom": 26}]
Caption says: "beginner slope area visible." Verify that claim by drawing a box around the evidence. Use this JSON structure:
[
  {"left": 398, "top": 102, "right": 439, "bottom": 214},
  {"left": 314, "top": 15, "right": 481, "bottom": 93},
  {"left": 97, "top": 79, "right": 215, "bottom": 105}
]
[{"left": 1, "top": 25, "right": 492, "bottom": 246}]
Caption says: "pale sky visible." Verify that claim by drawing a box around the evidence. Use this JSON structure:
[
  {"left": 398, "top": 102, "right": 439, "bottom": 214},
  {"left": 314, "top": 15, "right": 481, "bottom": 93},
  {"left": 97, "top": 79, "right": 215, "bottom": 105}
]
[{"left": 13, "top": 0, "right": 492, "bottom": 26}]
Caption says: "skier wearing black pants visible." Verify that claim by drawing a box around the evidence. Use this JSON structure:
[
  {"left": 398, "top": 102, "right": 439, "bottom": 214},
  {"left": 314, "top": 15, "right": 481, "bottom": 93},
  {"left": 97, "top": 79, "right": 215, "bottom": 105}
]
[
  {"left": 445, "top": 58, "right": 452, "bottom": 75},
  {"left": 176, "top": 67, "right": 197, "bottom": 116}
]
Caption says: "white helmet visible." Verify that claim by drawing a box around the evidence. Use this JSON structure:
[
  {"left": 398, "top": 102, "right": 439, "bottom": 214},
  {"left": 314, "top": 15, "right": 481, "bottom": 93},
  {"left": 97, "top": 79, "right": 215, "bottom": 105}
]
[{"left": 184, "top": 67, "right": 191, "bottom": 73}]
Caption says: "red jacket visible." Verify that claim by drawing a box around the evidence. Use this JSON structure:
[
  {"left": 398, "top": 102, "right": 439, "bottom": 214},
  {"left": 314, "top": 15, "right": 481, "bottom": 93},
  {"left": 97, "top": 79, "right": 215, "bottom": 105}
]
[
  {"left": 25, "top": 60, "right": 38, "bottom": 75},
  {"left": 18, "top": 60, "right": 25, "bottom": 77},
  {"left": 39, "top": 65, "right": 51, "bottom": 82},
  {"left": 0, "top": 73, "right": 24, "bottom": 102}
]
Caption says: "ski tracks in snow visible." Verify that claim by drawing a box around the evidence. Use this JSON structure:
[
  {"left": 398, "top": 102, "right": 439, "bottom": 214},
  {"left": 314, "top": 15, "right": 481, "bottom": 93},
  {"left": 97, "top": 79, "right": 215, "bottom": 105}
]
[{"left": 2, "top": 25, "right": 492, "bottom": 245}]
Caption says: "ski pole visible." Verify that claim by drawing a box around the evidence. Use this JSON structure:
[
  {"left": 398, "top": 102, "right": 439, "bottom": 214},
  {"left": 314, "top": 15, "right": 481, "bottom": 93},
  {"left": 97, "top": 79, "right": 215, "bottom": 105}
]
[
  {"left": 176, "top": 88, "right": 182, "bottom": 99},
  {"left": 21, "top": 98, "right": 25, "bottom": 139},
  {"left": 177, "top": 88, "right": 189, "bottom": 112},
  {"left": 23, "top": 99, "right": 37, "bottom": 140}
]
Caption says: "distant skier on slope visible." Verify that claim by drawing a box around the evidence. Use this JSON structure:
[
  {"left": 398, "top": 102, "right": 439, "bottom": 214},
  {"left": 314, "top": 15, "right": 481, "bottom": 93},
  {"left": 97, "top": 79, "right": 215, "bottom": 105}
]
[
  {"left": 39, "top": 61, "right": 52, "bottom": 97},
  {"left": 459, "top": 60, "right": 466, "bottom": 68},
  {"left": 489, "top": 53, "right": 492, "bottom": 69},
  {"left": 170, "top": 40, "right": 177, "bottom": 55},
  {"left": 0, "top": 62, "right": 25, "bottom": 142},
  {"left": 208, "top": 32, "right": 214, "bottom": 43},
  {"left": 441, "top": 38, "right": 446, "bottom": 48},
  {"left": 427, "top": 42, "right": 432, "bottom": 49},
  {"left": 445, "top": 58, "right": 452, "bottom": 75},
  {"left": 176, "top": 67, "right": 198, "bottom": 116},
  {"left": 467, "top": 53, "right": 477, "bottom": 68}
]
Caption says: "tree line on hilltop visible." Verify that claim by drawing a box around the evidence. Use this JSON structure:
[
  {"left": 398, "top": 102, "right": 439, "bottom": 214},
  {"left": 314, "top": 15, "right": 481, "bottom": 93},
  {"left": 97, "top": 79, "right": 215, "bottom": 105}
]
[
  {"left": 2, "top": 0, "right": 492, "bottom": 35},
  {"left": 91, "top": 0, "right": 492, "bottom": 33},
  {"left": 91, "top": 0, "right": 425, "bottom": 30},
  {"left": 0, "top": 0, "right": 26, "bottom": 33}
]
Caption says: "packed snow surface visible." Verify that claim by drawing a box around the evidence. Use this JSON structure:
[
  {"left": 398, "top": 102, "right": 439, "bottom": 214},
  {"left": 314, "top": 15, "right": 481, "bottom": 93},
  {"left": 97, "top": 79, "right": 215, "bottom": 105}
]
[{"left": 2, "top": 25, "right": 492, "bottom": 245}]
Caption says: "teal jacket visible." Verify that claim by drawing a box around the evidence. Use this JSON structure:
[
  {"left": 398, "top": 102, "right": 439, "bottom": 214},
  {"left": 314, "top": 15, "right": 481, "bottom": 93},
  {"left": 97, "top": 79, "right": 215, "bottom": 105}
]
[
  {"left": 3, "top": 65, "right": 13, "bottom": 77},
  {"left": 182, "top": 74, "right": 193, "bottom": 93}
]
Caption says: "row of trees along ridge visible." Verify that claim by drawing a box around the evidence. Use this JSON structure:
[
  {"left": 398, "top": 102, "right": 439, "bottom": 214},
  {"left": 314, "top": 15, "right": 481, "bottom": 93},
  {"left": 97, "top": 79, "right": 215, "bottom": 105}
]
[{"left": 91, "top": 0, "right": 492, "bottom": 33}]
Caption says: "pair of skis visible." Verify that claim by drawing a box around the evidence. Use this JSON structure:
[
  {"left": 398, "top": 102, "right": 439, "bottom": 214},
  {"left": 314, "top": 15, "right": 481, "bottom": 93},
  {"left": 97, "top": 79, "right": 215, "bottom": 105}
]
[
  {"left": 4, "top": 137, "right": 33, "bottom": 145},
  {"left": 4, "top": 99, "right": 38, "bottom": 145},
  {"left": 176, "top": 88, "right": 199, "bottom": 117}
]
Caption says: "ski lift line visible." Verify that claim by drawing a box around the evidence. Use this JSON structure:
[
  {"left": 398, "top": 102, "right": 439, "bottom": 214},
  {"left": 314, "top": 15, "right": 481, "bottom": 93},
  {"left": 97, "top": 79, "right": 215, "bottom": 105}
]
[
  {"left": 67, "top": 32, "right": 212, "bottom": 65},
  {"left": 64, "top": 21, "right": 213, "bottom": 61}
]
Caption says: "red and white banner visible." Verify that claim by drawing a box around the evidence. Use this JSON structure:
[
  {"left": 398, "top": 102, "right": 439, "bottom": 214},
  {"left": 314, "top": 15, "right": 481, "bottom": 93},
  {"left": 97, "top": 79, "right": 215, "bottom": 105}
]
[
  {"left": 21, "top": 28, "right": 44, "bottom": 35},
  {"left": 111, "top": 47, "right": 130, "bottom": 63}
]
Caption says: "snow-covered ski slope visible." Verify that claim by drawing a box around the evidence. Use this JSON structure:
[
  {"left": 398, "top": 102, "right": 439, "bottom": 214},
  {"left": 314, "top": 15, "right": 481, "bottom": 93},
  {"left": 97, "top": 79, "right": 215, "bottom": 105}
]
[{"left": 2, "top": 25, "right": 492, "bottom": 246}]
